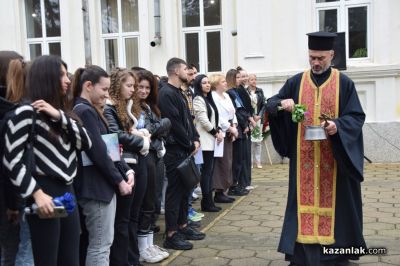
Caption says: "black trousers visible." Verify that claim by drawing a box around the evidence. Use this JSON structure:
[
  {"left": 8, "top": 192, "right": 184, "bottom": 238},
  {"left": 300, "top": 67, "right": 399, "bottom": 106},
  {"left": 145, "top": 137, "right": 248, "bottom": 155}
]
[
  {"left": 164, "top": 148, "right": 190, "bottom": 232},
  {"left": 243, "top": 135, "right": 252, "bottom": 187},
  {"left": 110, "top": 191, "right": 134, "bottom": 266},
  {"left": 232, "top": 137, "right": 246, "bottom": 187},
  {"left": 127, "top": 155, "right": 148, "bottom": 265},
  {"left": 139, "top": 150, "right": 158, "bottom": 231},
  {"left": 200, "top": 151, "right": 215, "bottom": 195},
  {"left": 27, "top": 177, "right": 80, "bottom": 266}
]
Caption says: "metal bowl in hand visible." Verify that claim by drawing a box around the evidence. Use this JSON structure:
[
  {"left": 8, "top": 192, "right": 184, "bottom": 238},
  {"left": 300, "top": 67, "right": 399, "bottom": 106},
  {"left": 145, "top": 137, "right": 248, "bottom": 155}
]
[{"left": 304, "top": 125, "right": 327, "bottom": 141}]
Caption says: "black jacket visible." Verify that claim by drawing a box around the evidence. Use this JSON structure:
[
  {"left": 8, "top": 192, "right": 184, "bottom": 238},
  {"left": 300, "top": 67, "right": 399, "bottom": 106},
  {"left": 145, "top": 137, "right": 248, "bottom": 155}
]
[
  {"left": 252, "top": 87, "right": 266, "bottom": 116},
  {"left": 141, "top": 104, "right": 171, "bottom": 152},
  {"left": 73, "top": 97, "right": 129, "bottom": 203},
  {"left": 103, "top": 103, "right": 148, "bottom": 163},
  {"left": 158, "top": 82, "right": 199, "bottom": 152}
]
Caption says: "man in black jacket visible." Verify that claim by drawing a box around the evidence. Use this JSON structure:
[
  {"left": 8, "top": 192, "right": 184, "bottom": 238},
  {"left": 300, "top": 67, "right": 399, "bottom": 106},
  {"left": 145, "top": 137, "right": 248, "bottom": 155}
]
[{"left": 159, "top": 58, "right": 205, "bottom": 250}]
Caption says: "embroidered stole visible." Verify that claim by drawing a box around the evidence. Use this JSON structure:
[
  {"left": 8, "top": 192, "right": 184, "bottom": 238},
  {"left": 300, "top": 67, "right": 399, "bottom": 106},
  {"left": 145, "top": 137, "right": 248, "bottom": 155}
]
[{"left": 296, "top": 69, "right": 339, "bottom": 245}]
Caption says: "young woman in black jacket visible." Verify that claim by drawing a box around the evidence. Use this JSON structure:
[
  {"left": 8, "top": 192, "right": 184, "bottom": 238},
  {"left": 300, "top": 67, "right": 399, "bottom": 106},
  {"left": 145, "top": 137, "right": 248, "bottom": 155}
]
[
  {"left": 72, "top": 65, "right": 133, "bottom": 266},
  {"left": 104, "top": 68, "right": 161, "bottom": 265},
  {"left": 131, "top": 69, "right": 171, "bottom": 262}
]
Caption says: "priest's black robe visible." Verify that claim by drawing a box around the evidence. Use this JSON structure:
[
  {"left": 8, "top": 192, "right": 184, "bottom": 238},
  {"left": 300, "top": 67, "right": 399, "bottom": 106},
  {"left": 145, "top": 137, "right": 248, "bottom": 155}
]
[{"left": 266, "top": 67, "right": 367, "bottom": 262}]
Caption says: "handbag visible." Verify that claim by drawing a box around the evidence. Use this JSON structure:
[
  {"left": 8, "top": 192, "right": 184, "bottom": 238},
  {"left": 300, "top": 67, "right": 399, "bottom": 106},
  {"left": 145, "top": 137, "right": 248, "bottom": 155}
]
[{"left": 176, "top": 155, "right": 200, "bottom": 190}]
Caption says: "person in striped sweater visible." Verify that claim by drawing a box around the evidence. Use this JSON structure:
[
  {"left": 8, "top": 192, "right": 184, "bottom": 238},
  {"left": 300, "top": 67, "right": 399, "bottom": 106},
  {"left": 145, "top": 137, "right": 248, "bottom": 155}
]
[{"left": 2, "top": 55, "right": 92, "bottom": 266}]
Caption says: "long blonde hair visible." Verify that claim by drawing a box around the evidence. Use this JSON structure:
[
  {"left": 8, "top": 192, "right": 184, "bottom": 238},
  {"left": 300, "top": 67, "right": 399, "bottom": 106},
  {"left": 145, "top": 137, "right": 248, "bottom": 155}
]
[{"left": 109, "top": 68, "right": 136, "bottom": 131}]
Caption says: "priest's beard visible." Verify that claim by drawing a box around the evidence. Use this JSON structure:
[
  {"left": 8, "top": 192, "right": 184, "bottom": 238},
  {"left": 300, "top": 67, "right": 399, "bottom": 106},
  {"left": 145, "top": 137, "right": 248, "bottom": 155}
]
[{"left": 311, "top": 64, "right": 330, "bottom": 75}]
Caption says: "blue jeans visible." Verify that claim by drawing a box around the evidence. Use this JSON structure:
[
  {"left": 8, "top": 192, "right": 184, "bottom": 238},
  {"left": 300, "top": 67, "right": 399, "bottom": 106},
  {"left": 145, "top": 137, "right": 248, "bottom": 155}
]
[{"left": 79, "top": 195, "right": 116, "bottom": 266}]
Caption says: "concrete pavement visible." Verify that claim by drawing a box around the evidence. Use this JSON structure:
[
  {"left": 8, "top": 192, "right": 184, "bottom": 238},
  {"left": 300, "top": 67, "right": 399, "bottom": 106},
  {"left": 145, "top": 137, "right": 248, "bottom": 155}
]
[{"left": 153, "top": 163, "right": 400, "bottom": 266}]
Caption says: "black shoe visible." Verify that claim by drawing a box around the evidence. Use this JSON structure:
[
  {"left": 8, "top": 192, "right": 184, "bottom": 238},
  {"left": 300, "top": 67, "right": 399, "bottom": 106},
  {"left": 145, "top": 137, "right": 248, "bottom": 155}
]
[
  {"left": 179, "top": 226, "right": 206, "bottom": 240},
  {"left": 214, "top": 193, "right": 235, "bottom": 203},
  {"left": 228, "top": 186, "right": 248, "bottom": 196},
  {"left": 201, "top": 204, "right": 221, "bottom": 212},
  {"left": 188, "top": 220, "right": 201, "bottom": 228},
  {"left": 163, "top": 232, "right": 193, "bottom": 250}
]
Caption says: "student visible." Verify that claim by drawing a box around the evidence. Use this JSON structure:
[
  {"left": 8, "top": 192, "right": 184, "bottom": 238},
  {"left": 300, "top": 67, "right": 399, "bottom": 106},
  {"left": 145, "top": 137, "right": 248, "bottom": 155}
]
[{"left": 3, "top": 55, "right": 92, "bottom": 266}]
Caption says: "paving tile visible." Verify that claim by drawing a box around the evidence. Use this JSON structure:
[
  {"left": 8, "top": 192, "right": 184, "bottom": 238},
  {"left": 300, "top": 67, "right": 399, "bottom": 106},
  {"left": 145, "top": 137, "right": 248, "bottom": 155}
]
[{"left": 218, "top": 248, "right": 255, "bottom": 259}]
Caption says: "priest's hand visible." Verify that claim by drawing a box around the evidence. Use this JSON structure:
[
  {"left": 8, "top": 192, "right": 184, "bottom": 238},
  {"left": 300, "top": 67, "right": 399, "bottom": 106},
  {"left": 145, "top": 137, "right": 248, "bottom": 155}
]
[
  {"left": 280, "top": 99, "right": 295, "bottom": 112},
  {"left": 323, "top": 120, "right": 337, "bottom": 135}
]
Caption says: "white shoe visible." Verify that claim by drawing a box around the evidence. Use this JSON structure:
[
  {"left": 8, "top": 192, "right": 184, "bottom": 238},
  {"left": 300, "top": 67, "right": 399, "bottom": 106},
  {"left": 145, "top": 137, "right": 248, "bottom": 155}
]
[
  {"left": 149, "top": 245, "right": 169, "bottom": 260},
  {"left": 192, "top": 191, "right": 199, "bottom": 200},
  {"left": 139, "top": 247, "right": 164, "bottom": 263},
  {"left": 245, "top": 185, "right": 255, "bottom": 190},
  {"left": 194, "top": 186, "right": 202, "bottom": 195}
]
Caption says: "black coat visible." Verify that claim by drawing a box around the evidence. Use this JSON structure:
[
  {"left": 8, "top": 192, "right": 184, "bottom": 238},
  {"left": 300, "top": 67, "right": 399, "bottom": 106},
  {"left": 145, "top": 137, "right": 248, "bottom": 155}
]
[
  {"left": 73, "top": 97, "right": 130, "bottom": 203},
  {"left": 158, "top": 82, "right": 199, "bottom": 153}
]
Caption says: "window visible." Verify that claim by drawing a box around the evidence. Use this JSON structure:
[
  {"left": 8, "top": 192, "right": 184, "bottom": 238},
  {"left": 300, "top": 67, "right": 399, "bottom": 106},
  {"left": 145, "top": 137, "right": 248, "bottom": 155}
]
[
  {"left": 101, "top": 0, "right": 139, "bottom": 72},
  {"left": 315, "top": 0, "right": 370, "bottom": 59},
  {"left": 181, "top": 0, "right": 222, "bottom": 73},
  {"left": 24, "top": 0, "right": 61, "bottom": 60}
]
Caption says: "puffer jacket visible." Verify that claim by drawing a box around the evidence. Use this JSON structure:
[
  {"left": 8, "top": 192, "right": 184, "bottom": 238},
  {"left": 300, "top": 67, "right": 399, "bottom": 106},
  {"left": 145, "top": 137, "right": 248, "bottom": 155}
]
[{"left": 103, "top": 103, "right": 149, "bottom": 164}]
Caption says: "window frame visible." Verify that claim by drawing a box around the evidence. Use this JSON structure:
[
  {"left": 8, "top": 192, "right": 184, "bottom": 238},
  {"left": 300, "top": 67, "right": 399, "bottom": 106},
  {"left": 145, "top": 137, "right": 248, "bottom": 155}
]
[
  {"left": 180, "top": 0, "right": 223, "bottom": 73},
  {"left": 315, "top": 0, "right": 372, "bottom": 62},
  {"left": 24, "top": 0, "right": 62, "bottom": 60},
  {"left": 100, "top": 0, "right": 140, "bottom": 72}
]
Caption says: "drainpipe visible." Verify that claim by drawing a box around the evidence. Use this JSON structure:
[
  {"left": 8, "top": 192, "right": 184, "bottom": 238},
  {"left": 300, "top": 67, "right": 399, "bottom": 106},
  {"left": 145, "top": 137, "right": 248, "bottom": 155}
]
[
  {"left": 82, "top": 0, "right": 92, "bottom": 65},
  {"left": 150, "top": 0, "right": 161, "bottom": 47}
]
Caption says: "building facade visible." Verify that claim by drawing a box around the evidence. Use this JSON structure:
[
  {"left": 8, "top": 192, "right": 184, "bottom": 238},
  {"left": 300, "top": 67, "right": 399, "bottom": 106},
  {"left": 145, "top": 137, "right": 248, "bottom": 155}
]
[{"left": 1, "top": 0, "right": 399, "bottom": 161}]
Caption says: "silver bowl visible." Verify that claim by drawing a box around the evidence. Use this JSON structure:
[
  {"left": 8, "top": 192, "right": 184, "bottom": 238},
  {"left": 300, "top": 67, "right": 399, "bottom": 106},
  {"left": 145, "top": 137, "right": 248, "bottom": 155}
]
[{"left": 304, "top": 126, "right": 327, "bottom": 141}]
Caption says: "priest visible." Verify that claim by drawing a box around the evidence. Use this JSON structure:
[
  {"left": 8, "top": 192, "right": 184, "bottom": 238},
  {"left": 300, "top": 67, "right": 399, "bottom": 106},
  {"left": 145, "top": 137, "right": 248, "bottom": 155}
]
[{"left": 266, "top": 32, "right": 367, "bottom": 266}]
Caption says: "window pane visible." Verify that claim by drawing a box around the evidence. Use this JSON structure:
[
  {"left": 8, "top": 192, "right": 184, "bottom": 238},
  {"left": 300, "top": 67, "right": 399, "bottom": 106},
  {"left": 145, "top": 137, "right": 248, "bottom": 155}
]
[
  {"left": 49, "top": 42, "right": 61, "bottom": 56},
  {"left": 45, "top": 0, "right": 60, "bottom": 37},
  {"left": 25, "top": 0, "right": 42, "bottom": 38},
  {"left": 105, "top": 39, "right": 119, "bottom": 72},
  {"left": 204, "top": 0, "right": 221, "bottom": 26},
  {"left": 316, "top": 0, "right": 338, "bottom": 3},
  {"left": 101, "top": 0, "right": 119, "bottom": 33},
  {"left": 122, "top": 0, "right": 139, "bottom": 32},
  {"left": 29, "top": 43, "right": 42, "bottom": 59},
  {"left": 182, "top": 0, "right": 200, "bottom": 27},
  {"left": 185, "top": 33, "right": 200, "bottom": 71},
  {"left": 125, "top": 38, "right": 139, "bottom": 68},
  {"left": 318, "top": 9, "right": 337, "bottom": 32},
  {"left": 206, "top": 31, "right": 221, "bottom": 72},
  {"left": 348, "top": 6, "right": 368, "bottom": 58}
]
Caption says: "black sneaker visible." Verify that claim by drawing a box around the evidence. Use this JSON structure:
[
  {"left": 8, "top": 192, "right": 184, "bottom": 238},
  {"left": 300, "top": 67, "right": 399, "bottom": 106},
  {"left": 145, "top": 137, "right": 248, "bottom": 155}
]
[
  {"left": 163, "top": 232, "right": 193, "bottom": 250},
  {"left": 179, "top": 226, "right": 206, "bottom": 240},
  {"left": 228, "top": 186, "right": 248, "bottom": 196},
  {"left": 188, "top": 220, "right": 201, "bottom": 228}
]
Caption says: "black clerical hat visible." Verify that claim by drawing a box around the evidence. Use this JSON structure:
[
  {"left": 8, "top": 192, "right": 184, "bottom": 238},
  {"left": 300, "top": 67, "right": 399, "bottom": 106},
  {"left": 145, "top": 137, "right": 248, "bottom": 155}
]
[{"left": 307, "top": 31, "right": 337, "bottom": 51}]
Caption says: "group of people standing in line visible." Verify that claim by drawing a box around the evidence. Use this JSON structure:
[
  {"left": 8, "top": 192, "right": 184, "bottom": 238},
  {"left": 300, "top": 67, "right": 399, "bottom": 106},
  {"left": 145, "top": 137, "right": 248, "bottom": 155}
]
[{"left": 0, "top": 51, "right": 267, "bottom": 266}]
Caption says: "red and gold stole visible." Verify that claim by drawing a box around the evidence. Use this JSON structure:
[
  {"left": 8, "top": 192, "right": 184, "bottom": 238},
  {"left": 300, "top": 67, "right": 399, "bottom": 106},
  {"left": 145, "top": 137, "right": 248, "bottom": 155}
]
[{"left": 296, "top": 68, "right": 340, "bottom": 245}]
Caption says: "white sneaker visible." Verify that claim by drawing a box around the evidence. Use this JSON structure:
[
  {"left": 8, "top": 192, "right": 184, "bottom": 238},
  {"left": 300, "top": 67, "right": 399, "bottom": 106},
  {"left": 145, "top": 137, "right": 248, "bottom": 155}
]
[
  {"left": 149, "top": 245, "right": 169, "bottom": 260},
  {"left": 192, "top": 192, "right": 199, "bottom": 200},
  {"left": 139, "top": 247, "right": 164, "bottom": 263},
  {"left": 194, "top": 186, "right": 202, "bottom": 195}
]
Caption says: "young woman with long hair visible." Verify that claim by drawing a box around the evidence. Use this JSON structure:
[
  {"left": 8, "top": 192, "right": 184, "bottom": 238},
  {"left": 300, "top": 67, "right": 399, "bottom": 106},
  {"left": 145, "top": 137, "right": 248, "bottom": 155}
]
[
  {"left": 192, "top": 74, "right": 223, "bottom": 212},
  {"left": 129, "top": 69, "right": 170, "bottom": 263},
  {"left": 3, "top": 55, "right": 92, "bottom": 266}
]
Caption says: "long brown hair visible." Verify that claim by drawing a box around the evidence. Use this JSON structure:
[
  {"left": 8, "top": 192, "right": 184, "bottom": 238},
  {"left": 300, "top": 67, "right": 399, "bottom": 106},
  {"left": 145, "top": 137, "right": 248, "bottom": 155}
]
[
  {"left": 6, "top": 59, "right": 30, "bottom": 103},
  {"left": 132, "top": 69, "right": 160, "bottom": 118},
  {"left": 109, "top": 68, "right": 136, "bottom": 131},
  {"left": 226, "top": 68, "right": 239, "bottom": 89}
]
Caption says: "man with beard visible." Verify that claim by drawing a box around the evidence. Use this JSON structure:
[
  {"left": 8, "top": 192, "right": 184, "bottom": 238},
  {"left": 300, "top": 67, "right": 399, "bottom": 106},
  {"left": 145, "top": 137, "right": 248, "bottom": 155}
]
[
  {"left": 158, "top": 58, "right": 205, "bottom": 250},
  {"left": 266, "top": 32, "right": 366, "bottom": 265}
]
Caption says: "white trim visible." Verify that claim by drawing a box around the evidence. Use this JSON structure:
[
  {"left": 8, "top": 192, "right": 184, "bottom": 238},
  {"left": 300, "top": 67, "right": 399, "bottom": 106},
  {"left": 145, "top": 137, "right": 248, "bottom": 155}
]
[
  {"left": 23, "top": 0, "right": 62, "bottom": 59},
  {"left": 181, "top": 0, "right": 223, "bottom": 73}
]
